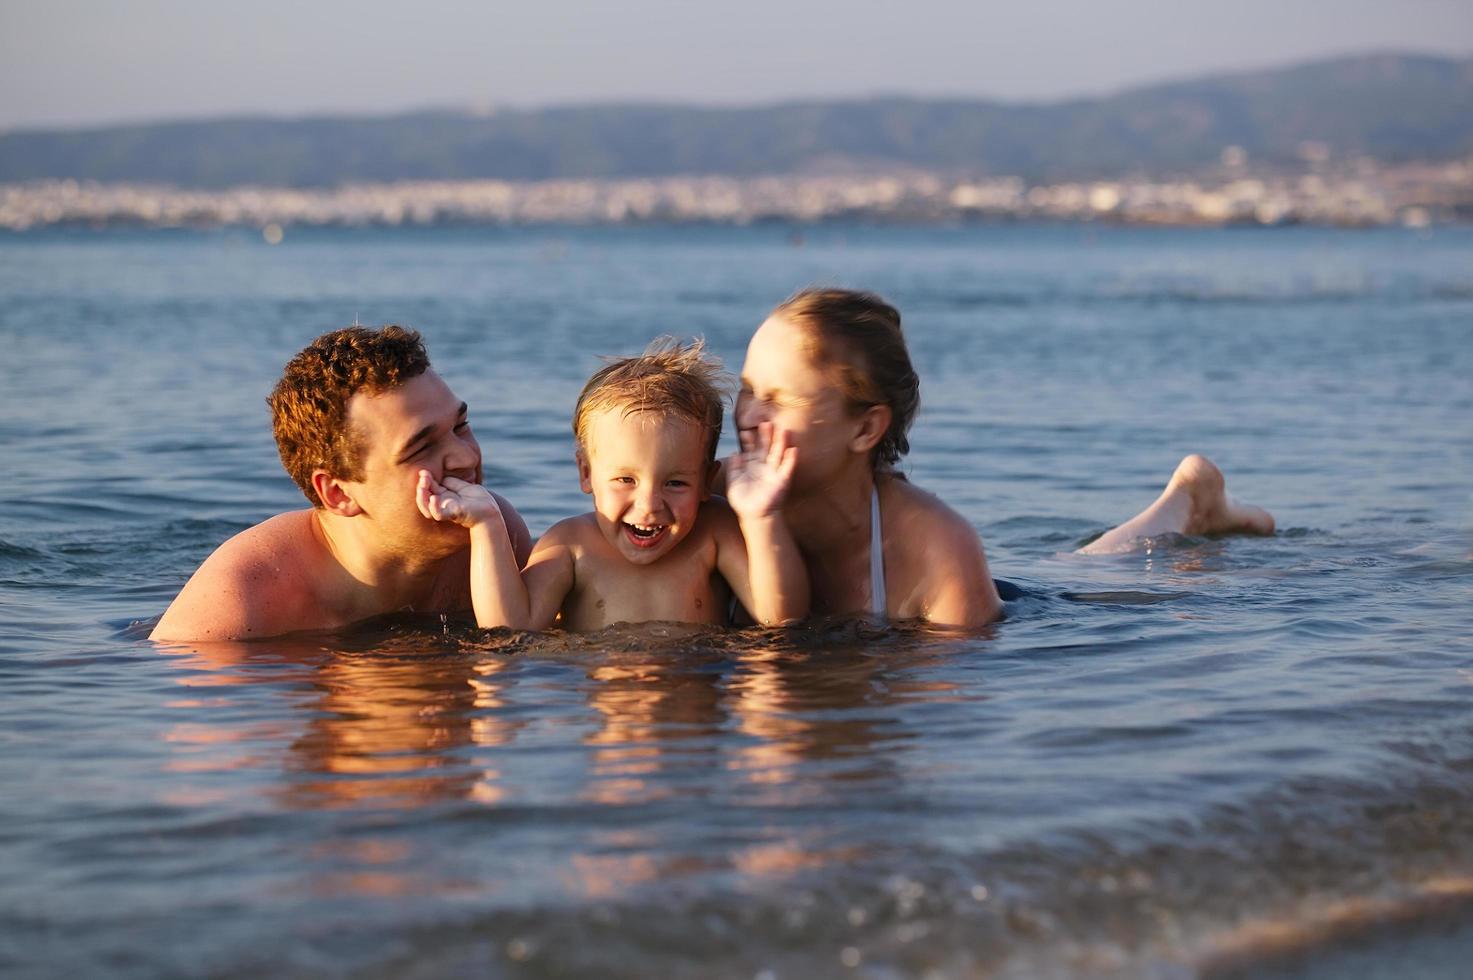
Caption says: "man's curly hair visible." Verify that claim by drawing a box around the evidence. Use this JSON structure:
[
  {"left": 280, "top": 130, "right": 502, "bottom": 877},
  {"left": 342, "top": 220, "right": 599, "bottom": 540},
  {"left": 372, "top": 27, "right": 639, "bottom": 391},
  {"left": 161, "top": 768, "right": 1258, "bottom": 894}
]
[{"left": 268, "top": 325, "right": 430, "bottom": 507}]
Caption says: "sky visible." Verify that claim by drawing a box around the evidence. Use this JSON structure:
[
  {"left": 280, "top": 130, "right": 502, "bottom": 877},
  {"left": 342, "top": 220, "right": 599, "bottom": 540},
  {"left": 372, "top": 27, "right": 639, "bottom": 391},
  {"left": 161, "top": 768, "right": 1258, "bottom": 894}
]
[{"left": 1, "top": 0, "right": 1470, "bottom": 130}]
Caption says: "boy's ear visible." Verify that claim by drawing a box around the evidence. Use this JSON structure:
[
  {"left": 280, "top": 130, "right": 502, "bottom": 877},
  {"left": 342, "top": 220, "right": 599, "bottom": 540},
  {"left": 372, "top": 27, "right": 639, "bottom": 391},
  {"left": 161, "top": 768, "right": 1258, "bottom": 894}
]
[
  {"left": 576, "top": 449, "right": 593, "bottom": 495},
  {"left": 848, "top": 405, "right": 892, "bottom": 456},
  {"left": 312, "top": 470, "right": 364, "bottom": 517}
]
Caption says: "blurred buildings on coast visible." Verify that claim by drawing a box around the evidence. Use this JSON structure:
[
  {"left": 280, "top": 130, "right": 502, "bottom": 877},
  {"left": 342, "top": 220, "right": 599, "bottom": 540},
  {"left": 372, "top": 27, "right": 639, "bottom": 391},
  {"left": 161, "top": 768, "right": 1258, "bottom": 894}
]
[
  {"left": 3, "top": 152, "right": 1469, "bottom": 232},
  {"left": 5, "top": 52, "right": 1467, "bottom": 232}
]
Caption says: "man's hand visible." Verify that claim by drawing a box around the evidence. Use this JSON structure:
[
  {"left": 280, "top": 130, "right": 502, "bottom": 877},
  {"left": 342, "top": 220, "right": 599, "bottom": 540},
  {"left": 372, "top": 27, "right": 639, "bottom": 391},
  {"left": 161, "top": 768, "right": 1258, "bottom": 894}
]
[
  {"left": 416, "top": 470, "right": 504, "bottom": 528},
  {"left": 726, "top": 421, "right": 797, "bottom": 521}
]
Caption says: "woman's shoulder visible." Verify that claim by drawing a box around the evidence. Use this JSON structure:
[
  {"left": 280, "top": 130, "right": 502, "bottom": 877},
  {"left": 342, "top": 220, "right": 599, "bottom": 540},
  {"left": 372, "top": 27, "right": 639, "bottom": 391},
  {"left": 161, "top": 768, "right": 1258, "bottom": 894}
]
[
  {"left": 881, "top": 474, "right": 983, "bottom": 549},
  {"left": 879, "top": 475, "right": 1001, "bottom": 627}
]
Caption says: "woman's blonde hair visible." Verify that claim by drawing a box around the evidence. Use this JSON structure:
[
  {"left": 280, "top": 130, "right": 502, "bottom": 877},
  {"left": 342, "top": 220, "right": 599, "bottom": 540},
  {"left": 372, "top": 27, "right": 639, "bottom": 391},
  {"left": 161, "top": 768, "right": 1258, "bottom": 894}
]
[{"left": 772, "top": 288, "right": 919, "bottom": 469}]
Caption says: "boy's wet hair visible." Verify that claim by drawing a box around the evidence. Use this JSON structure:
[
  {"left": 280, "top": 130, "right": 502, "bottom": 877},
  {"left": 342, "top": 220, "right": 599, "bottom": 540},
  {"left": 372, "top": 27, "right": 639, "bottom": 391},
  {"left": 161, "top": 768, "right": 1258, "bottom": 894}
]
[
  {"left": 573, "top": 338, "right": 730, "bottom": 461},
  {"left": 269, "top": 325, "right": 429, "bottom": 507}
]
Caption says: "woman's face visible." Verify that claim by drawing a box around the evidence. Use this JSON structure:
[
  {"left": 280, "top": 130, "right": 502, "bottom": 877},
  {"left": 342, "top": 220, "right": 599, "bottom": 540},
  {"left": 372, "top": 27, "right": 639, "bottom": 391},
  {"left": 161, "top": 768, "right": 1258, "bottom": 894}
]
[{"left": 736, "top": 315, "right": 864, "bottom": 491}]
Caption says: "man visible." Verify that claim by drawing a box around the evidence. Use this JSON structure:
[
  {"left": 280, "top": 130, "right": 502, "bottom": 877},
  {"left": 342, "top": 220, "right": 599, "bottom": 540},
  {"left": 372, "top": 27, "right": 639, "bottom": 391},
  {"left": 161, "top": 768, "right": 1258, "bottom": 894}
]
[{"left": 151, "top": 326, "right": 530, "bottom": 642}]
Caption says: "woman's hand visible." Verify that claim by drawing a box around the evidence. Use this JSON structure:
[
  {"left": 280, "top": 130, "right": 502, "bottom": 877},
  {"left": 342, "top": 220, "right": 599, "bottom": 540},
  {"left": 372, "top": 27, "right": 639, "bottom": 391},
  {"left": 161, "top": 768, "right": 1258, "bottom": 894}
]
[
  {"left": 415, "top": 470, "right": 504, "bottom": 528},
  {"left": 725, "top": 421, "right": 797, "bottom": 521}
]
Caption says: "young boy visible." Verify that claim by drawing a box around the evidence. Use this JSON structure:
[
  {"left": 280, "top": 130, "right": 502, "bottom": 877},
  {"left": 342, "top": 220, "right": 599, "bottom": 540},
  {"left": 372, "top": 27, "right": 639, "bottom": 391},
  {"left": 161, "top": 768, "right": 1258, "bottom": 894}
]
[{"left": 415, "top": 340, "right": 808, "bottom": 630}]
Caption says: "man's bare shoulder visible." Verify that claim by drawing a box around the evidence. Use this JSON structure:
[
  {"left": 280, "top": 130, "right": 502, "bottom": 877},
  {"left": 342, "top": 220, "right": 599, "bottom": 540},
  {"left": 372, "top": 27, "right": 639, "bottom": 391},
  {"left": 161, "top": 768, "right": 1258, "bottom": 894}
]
[
  {"left": 150, "top": 511, "right": 331, "bottom": 642},
  {"left": 490, "top": 491, "right": 533, "bottom": 566}
]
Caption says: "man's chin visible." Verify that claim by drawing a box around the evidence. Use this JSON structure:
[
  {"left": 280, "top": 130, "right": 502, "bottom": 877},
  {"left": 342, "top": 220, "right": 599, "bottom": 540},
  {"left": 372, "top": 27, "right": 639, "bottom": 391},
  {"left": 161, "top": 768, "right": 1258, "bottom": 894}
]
[{"left": 420, "top": 517, "right": 471, "bottom": 550}]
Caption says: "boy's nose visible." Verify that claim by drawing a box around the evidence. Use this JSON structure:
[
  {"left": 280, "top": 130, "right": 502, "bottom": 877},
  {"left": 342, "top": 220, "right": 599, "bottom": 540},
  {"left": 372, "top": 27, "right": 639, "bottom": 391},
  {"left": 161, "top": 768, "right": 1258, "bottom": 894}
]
[{"left": 633, "top": 485, "right": 665, "bottom": 521}]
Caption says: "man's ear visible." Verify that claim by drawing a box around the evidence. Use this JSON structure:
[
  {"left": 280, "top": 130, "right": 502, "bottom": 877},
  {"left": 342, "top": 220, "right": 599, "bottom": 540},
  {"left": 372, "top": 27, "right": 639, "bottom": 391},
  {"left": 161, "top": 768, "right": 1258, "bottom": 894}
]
[
  {"left": 312, "top": 470, "right": 364, "bottom": 517},
  {"left": 576, "top": 450, "right": 593, "bottom": 495},
  {"left": 848, "top": 405, "right": 892, "bottom": 456}
]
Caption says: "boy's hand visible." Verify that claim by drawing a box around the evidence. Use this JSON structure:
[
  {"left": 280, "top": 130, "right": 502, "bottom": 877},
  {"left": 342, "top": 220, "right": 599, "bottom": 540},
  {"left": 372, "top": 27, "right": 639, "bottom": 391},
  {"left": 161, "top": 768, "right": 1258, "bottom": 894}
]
[
  {"left": 726, "top": 422, "right": 797, "bottom": 520},
  {"left": 415, "top": 470, "right": 504, "bottom": 529}
]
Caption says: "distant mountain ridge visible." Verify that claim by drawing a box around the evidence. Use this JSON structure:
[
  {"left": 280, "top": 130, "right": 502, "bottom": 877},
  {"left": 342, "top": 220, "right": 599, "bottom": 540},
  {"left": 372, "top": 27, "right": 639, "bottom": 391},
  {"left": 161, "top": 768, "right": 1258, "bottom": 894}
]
[{"left": 2, "top": 52, "right": 1469, "bottom": 187}]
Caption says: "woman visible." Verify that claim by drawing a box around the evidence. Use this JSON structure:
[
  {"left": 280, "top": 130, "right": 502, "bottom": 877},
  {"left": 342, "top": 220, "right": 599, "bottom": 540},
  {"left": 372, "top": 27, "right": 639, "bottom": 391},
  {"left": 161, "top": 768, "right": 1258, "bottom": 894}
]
[{"left": 734, "top": 288, "right": 1274, "bottom": 629}]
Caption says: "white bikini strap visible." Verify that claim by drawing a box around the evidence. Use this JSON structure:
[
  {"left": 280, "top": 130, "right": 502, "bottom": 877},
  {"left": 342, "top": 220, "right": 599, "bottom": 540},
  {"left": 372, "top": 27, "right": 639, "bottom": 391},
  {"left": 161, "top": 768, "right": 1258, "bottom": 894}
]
[{"left": 870, "top": 486, "right": 887, "bottom": 617}]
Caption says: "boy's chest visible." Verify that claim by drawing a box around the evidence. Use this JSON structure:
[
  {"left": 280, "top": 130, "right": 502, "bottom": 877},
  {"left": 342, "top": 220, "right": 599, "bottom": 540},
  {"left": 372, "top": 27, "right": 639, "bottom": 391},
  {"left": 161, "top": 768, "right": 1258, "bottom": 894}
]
[{"left": 562, "top": 549, "right": 731, "bottom": 630}]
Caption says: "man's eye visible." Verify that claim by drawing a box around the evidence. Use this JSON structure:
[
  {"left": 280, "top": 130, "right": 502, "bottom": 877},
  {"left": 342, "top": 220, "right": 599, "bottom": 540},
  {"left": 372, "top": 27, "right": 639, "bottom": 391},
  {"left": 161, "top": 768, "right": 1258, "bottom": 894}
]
[
  {"left": 667, "top": 480, "right": 689, "bottom": 488},
  {"left": 454, "top": 420, "right": 471, "bottom": 433}
]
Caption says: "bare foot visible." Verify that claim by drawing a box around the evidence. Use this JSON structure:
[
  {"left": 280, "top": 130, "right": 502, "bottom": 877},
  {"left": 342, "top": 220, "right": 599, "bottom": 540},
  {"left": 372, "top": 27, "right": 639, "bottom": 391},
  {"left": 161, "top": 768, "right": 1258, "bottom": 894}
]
[
  {"left": 1170, "top": 455, "right": 1276, "bottom": 538},
  {"left": 1077, "top": 454, "right": 1274, "bottom": 555}
]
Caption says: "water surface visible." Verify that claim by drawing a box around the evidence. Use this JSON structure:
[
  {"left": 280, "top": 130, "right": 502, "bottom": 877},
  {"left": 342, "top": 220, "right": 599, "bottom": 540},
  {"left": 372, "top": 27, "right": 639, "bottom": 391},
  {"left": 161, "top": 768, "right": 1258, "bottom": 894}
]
[{"left": 2, "top": 224, "right": 1471, "bottom": 977}]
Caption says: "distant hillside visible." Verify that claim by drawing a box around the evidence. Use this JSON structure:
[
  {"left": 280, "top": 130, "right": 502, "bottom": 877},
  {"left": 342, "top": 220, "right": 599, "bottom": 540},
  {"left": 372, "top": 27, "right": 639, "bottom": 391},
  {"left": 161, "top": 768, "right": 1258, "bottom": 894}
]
[{"left": 2, "top": 52, "right": 1469, "bottom": 187}]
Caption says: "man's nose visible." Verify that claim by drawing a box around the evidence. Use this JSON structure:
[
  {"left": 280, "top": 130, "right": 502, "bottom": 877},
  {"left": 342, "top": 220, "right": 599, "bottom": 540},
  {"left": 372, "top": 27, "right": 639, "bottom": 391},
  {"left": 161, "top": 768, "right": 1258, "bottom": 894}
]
[{"left": 443, "top": 430, "right": 480, "bottom": 479}]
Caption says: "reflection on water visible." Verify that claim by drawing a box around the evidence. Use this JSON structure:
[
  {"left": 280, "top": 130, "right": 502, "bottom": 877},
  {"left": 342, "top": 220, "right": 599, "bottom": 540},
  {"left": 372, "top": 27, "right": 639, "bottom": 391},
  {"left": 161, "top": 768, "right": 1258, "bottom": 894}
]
[{"left": 283, "top": 655, "right": 484, "bottom": 808}]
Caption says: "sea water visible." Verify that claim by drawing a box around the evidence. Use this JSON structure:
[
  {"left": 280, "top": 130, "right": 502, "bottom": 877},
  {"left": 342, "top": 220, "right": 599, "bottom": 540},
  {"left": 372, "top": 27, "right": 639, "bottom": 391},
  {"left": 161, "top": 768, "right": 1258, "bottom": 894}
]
[{"left": 1, "top": 224, "right": 1471, "bottom": 978}]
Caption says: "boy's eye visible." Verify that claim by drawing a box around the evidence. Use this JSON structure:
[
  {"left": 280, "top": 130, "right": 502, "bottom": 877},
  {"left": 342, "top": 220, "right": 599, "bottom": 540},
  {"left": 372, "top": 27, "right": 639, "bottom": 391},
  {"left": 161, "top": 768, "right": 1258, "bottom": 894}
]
[{"left": 614, "top": 476, "right": 635, "bottom": 484}]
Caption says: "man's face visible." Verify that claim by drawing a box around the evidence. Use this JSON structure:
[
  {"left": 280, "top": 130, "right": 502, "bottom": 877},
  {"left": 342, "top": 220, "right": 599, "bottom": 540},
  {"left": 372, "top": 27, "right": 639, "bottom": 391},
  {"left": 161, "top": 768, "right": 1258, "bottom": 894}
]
[
  {"left": 339, "top": 369, "right": 482, "bottom": 556},
  {"left": 577, "top": 408, "right": 712, "bottom": 566}
]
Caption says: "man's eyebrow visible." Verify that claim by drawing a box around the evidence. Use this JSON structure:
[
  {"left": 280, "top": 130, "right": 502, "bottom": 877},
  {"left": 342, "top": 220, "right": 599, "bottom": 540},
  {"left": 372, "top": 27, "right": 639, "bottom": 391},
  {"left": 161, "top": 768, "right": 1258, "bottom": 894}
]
[{"left": 396, "top": 403, "right": 468, "bottom": 462}]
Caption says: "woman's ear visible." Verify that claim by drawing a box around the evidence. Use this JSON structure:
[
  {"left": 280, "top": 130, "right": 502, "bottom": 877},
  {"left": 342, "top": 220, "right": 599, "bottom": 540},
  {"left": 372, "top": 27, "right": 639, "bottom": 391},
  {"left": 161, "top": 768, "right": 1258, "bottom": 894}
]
[
  {"left": 576, "top": 449, "right": 594, "bottom": 495},
  {"left": 848, "top": 404, "right": 892, "bottom": 456},
  {"left": 312, "top": 470, "right": 364, "bottom": 517}
]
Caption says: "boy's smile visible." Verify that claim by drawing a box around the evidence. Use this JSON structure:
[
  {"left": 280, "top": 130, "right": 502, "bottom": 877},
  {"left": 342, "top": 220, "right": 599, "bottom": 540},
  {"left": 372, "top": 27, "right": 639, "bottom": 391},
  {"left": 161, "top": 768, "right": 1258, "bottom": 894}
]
[{"left": 578, "top": 408, "right": 713, "bottom": 566}]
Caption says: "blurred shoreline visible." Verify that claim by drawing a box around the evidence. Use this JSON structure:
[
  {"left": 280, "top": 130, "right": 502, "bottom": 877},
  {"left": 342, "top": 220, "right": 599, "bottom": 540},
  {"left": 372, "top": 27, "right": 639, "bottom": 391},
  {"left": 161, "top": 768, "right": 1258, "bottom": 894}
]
[{"left": 5, "top": 158, "right": 1470, "bottom": 232}]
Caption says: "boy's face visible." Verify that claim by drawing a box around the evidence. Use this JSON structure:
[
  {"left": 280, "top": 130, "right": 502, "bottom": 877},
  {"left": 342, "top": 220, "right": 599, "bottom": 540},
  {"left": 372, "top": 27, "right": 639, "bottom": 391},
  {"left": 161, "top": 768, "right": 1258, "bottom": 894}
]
[{"left": 577, "top": 408, "right": 714, "bottom": 566}]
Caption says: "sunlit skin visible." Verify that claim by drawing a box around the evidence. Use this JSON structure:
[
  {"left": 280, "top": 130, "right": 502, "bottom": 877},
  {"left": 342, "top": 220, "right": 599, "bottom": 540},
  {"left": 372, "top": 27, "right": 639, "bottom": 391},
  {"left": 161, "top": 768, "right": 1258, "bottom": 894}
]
[
  {"left": 1075, "top": 454, "right": 1275, "bottom": 554},
  {"left": 151, "top": 370, "right": 530, "bottom": 641},
  {"left": 736, "top": 314, "right": 1003, "bottom": 629},
  {"left": 418, "top": 407, "right": 807, "bottom": 630}
]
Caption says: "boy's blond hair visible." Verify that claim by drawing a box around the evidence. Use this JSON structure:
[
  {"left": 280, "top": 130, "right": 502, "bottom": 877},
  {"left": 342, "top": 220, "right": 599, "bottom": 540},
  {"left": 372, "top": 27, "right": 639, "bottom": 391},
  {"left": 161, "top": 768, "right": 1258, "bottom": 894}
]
[{"left": 573, "top": 338, "right": 730, "bottom": 460}]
